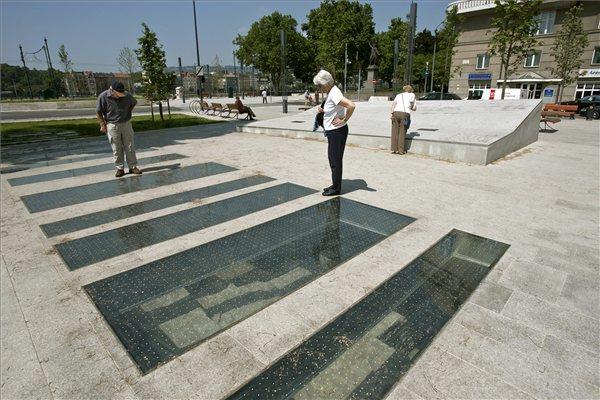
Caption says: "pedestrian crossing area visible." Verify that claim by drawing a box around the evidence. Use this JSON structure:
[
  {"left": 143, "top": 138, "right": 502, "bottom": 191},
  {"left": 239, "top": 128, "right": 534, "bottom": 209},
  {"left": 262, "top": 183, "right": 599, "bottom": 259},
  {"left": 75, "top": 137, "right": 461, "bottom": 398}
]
[{"left": 2, "top": 147, "right": 509, "bottom": 399}]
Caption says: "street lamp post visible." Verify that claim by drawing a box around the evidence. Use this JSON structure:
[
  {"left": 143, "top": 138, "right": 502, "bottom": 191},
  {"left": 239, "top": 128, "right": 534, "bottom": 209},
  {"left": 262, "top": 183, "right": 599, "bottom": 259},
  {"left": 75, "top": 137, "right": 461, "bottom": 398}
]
[
  {"left": 343, "top": 43, "right": 348, "bottom": 94},
  {"left": 430, "top": 20, "right": 444, "bottom": 93},
  {"left": 441, "top": 26, "right": 455, "bottom": 100},
  {"left": 192, "top": 0, "right": 203, "bottom": 103},
  {"left": 280, "top": 29, "right": 287, "bottom": 114},
  {"left": 393, "top": 39, "right": 399, "bottom": 96},
  {"left": 233, "top": 51, "right": 238, "bottom": 97}
]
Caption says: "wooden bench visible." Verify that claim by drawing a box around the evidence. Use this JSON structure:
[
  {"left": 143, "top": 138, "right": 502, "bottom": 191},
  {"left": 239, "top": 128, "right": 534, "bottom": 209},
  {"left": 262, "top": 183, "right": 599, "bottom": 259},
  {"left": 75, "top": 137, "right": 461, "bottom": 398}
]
[
  {"left": 210, "top": 102, "right": 225, "bottom": 116},
  {"left": 543, "top": 104, "right": 577, "bottom": 119},
  {"left": 201, "top": 101, "right": 214, "bottom": 114},
  {"left": 224, "top": 103, "right": 250, "bottom": 119}
]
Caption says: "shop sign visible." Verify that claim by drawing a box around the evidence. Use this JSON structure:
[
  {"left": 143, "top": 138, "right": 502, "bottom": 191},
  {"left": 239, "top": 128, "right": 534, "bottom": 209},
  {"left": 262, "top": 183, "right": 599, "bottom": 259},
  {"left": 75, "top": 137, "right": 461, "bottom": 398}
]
[
  {"left": 468, "top": 73, "right": 492, "bottom": 80},
  {"left": 578, "top": 69, "right": 600, "bottom": 78}
]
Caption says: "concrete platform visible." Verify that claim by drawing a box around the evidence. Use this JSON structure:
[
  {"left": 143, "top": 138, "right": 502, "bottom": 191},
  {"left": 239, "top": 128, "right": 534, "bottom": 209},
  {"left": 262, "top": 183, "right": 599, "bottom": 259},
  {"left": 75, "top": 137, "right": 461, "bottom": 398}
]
[{"left": 237, "top": 99, "right": 544, "bottom": 165}]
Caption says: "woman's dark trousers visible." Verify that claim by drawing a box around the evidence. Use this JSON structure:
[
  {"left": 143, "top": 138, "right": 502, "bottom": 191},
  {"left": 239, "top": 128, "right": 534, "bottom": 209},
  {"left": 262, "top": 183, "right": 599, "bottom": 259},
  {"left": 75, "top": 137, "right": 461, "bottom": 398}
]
[{"left": 325, "top": 125, "right": 349, "bottom": 193}]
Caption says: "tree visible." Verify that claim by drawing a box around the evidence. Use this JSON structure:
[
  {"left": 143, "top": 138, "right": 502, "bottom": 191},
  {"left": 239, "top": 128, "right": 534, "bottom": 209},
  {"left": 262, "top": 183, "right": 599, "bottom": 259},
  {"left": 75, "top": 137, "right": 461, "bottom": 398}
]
[
  {"left": 117, "top": 47, "right": 139, "bottom": 92},
  {"left": 234, "top": 12, "right": 313, "bottom": 93},
  {"left": 135, "top": 23, "right": 174, "bottom": 121},
  {"left": 435, "top": 5, "right": 463, "bottom": 94},
  {"left": 57, "top": 44, "right": 76, "bottom": 97},
  {"left": 302, "top": 0, "right": 375, "bottom": 82},
  {"left": 550, "top": 4, "right": 588, "bottom": 102},
  {"left": 375, "top": 18, "right": 408, "bottom": 85},
  {"left": 0, "top": 63, "right": 66, "bottom": 98},
  {"left": 57, "top": 44, "right": 72, "bottom": 73},
  {"left": 414, "top": 29, "right": 435, "bottom": 55},
  {"left": 488, "top": 0, "right": 542, "bottom": 99}
]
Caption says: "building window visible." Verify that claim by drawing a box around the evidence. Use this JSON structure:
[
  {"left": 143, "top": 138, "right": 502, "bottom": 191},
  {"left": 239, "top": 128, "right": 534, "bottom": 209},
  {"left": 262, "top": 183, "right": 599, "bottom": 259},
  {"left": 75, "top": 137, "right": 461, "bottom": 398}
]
[
  {"left": 468, "top": 82, "right": 491, "bottom": 99},
  {"left": 575, "top": 83, "right": 600, "bottom": 99},
  {"left": 535, "top": 11, "right": 555, "bottom": 35},
  {"left": 593, "top": 48, "right": 600, "bottom": 65},
  {"left": 476, "top": 53, "right": 490, "bottom": 69},
  {"left": 524, "top": 51, "right": 541, "bottom": 68}
]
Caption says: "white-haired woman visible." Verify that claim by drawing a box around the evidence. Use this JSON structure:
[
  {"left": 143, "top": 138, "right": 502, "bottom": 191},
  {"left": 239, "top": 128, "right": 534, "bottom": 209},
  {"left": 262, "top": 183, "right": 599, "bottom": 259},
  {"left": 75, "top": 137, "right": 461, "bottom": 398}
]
[
  {"left": 313, "top": 70, "right": 356, "bottom": 196},
  {"left": 390, "top": 84, "right": 416, "bottom": 154}
]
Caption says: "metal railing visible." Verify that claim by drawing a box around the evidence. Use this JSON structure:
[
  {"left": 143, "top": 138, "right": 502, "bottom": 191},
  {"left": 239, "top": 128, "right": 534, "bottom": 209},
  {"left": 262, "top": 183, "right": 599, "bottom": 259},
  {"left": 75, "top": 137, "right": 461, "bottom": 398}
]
[
  {"left": 189, "top": 99, "right": 204, "bottom": 115},
  {"left": 447, "top": 0, "right": 496, "bottom": 13}
]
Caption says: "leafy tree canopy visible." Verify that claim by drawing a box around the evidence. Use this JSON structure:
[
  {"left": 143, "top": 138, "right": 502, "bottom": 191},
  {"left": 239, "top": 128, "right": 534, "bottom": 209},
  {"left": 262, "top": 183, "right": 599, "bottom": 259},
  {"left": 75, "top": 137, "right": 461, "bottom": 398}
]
[
  {"left": 135, "top": 22, "right": 174, "bottom": 103},
  {"left": 488, "top": 0, "right": 542, "bottom": 98},
  {"left": 234, "top": 12, "right": 315, "bottom": 91},
  {"left": 302, "top": 0, "right": 375, "bottom": 80},
  {"left": 414, "top": 29, "right": 435, "bottom": 55},
  {"left": 375, "top": 17, "right": 408, "bottom": 84},
  {"left": 550, "top": 4, "right": 588, "bottom": 101}
]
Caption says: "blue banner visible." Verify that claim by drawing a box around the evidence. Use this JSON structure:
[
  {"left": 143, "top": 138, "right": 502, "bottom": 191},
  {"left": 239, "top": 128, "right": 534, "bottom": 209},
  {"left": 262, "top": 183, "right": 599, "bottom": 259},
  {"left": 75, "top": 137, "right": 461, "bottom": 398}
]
[{"left": 468, "top": 73, "right": 492, "bottom": 80}]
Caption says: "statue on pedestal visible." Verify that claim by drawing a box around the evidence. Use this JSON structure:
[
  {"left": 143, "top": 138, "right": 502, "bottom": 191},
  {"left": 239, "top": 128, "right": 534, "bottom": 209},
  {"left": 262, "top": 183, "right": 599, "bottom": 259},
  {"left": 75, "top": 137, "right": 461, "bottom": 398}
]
[
  {"left": 365, "top": 42, "right": 380, "bottom": 93},
  {"left": 368, "top": 43, "right": 380, "bottom": 67}
]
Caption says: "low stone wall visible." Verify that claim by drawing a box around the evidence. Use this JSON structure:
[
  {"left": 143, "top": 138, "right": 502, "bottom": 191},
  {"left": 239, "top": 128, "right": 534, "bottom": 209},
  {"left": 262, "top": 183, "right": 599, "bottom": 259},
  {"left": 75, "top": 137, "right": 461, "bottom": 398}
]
[{"left": 1, "top": 98, "right": 149, "bottom": 111}]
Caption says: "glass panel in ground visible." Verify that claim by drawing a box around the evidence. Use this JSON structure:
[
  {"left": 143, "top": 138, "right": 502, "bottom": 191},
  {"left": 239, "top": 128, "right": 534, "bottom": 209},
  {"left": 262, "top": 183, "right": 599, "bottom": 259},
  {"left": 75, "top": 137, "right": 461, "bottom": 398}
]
[
  {"left": 56, "top": 182, "right": 316, "bottom": 270},
  {"left": 227, "top": 229, "right": 510, "bottom": 400},
  {"left": 20, "top": 162, "right": 236, "bottom": 213},
  {"left": 41, "top": 175, "right": 275, "bottom": 237},
  {"left": 84, "top": 198, "right": 415, "bottom": 373},
  {"left": 8, "top": 153, "right": 187, "bottom": 186},
  {"left": 0, "top": 148, "right": 156, "bottom": 173}
]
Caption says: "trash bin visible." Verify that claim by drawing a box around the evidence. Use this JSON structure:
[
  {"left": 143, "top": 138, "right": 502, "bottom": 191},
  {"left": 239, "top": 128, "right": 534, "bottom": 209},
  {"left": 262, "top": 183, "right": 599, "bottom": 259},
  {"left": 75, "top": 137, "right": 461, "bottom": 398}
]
[{"left": 228, "top": 86, "right": 234, "bottom": 98}]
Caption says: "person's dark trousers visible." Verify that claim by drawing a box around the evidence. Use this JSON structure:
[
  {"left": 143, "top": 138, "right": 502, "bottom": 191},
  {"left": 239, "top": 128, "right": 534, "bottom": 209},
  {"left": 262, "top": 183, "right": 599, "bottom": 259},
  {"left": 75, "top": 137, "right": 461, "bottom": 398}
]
[
  {"left": 262, "top": 97, "right": 267, "bottom": 104},
  {"left": 325, "top": 124, "right": 349, "bottom": 193}
]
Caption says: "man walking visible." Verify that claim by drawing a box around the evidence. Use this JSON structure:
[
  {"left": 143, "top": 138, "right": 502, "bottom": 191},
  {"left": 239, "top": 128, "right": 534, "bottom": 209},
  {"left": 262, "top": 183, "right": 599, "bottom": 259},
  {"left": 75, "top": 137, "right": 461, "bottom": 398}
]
[
  {"left": 261, "top": 89, "right": 268, "bottom": 104},
  {"left": 96, "top": 81, "right": 141, "bottom": 178}
]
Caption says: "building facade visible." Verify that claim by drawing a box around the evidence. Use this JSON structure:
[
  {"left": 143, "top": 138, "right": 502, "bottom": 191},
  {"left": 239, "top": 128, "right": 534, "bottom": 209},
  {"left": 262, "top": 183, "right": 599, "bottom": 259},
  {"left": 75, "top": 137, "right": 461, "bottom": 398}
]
[{"left": 447, "top": 0, "right": 600, "bottom": 101}]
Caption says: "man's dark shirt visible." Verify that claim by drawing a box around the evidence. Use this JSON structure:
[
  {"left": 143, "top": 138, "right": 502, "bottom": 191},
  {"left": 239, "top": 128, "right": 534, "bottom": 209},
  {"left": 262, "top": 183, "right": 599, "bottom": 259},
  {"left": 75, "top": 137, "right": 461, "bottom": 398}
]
[{"left": 96, "top": 90, "right": 137, "bottom": 123}]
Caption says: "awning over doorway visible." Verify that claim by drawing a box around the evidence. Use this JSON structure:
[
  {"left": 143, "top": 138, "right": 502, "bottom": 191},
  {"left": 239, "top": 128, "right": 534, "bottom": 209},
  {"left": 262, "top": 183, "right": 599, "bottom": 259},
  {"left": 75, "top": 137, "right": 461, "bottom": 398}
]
[{"left": 497, "top": 71, "right": 561, "bottom": 83}]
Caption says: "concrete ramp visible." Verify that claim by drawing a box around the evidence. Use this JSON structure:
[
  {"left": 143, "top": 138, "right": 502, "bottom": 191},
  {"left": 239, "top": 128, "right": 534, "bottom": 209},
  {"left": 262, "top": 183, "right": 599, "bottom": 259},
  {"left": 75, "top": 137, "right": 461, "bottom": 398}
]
[{"left": 237, "top": 99, "right": 543, "bottom": 165}]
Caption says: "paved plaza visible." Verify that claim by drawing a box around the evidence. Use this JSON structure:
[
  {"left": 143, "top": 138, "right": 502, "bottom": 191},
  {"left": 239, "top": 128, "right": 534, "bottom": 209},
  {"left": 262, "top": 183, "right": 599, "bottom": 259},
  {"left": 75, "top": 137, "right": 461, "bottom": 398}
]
[{"left": 1, "top": 113, "right": 598, "bottom": 399}]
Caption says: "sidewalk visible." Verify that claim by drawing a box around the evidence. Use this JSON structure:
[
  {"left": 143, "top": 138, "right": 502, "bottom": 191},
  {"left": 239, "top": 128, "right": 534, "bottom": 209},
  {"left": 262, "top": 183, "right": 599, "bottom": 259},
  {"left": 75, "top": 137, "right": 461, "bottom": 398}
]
[{"left": 1, "top": 117, "right": 598, "bottom": 399}]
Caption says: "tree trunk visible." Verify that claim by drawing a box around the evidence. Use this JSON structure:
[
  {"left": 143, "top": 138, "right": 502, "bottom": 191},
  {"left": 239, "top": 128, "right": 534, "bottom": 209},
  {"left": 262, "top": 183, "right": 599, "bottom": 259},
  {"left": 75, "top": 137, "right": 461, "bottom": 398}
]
[
  {"left": 554, "top": 84, "right": 562, "bottom": 104},
  {"left": 501, "top": 61, "right": 509, "bottom": 100},
  {"left": 150, "top": 101, "right": 154, "bottom": 121},
  {"left": 167, "top": 99, "right": 171, "bottom": 119},
  {"left": 158, "top": 101, "right": 164, "bottom": 121},
  {"left": 558, "top": 82, "right": 565, "bottom": 103}
]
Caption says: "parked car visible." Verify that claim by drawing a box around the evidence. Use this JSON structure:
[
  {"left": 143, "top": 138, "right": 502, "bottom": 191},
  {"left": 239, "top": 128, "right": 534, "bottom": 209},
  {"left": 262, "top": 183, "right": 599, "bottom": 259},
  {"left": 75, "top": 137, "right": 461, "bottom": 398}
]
[
  {"left": 560, "top": 95, "right": 600, "bottom": 116},
  {"left": 418, "top": 92, "right": 462, "bottom": 100}
]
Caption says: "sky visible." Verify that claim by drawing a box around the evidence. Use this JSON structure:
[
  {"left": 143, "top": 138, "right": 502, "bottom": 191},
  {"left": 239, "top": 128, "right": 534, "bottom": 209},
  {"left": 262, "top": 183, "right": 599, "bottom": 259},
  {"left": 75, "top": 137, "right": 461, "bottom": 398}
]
[{"left": 1, "top": 0, "right": 449, "bottom": 72}]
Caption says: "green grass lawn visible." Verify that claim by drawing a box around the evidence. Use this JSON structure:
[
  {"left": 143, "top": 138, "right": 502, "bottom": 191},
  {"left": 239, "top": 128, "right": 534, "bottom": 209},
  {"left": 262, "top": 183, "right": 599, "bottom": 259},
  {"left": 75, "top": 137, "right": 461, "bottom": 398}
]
[{"left": 0, "top": 114, "right": 223, "bottom": 145}]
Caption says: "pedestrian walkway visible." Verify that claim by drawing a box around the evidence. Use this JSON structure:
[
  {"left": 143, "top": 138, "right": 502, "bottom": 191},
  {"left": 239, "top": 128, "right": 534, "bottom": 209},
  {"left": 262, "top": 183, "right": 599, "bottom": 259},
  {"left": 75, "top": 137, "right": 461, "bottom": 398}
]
[{"left": 1, "top": 118, "right": 598, "bottom": 399}]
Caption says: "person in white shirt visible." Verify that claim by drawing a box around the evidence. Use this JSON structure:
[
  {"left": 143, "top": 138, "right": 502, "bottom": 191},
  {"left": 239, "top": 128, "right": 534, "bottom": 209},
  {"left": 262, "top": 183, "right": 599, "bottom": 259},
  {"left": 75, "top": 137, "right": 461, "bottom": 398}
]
[
  {"left": 261, "top": 89, "right": 268, "bottom": 103},
  {"left": 313, "top": 70, "right": 356, "bottom": 196},
  {"left": 389, "top": 85, "right": 417, "bottom": 155}
]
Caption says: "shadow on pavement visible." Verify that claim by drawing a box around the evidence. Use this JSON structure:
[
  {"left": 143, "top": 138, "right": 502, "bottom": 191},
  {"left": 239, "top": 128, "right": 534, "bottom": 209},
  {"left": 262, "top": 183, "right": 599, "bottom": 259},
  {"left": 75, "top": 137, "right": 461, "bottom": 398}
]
[
  {"left": 0, "top": 122, "right": 240, "bottom": 165},
  {"left": 140, "top": 163, "right": 182, "bottom": 173},
  {"left": 342, "top": 178, "right": 376, "bottom": 195}
]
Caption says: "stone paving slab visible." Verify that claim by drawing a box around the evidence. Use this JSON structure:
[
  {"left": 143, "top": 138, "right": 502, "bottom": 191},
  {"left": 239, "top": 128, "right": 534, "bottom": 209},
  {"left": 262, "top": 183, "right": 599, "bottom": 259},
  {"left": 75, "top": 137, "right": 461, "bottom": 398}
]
[{"left": 1, "top": 116, "right": 598, "bottom": 399}]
